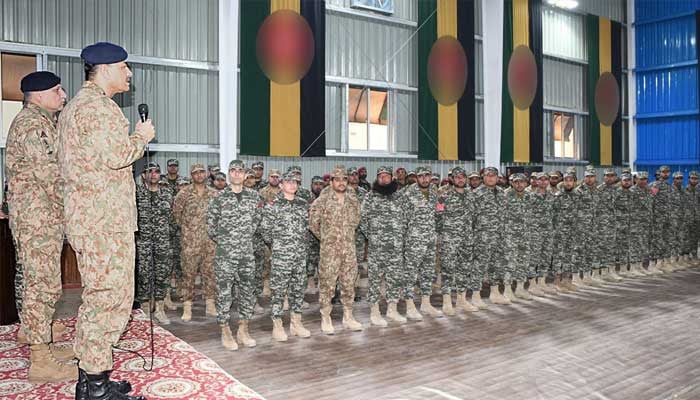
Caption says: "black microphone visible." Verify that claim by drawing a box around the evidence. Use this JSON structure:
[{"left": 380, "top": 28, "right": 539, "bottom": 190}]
[{"left": 138, "top": 103, "right": 149, "bottom": 123}]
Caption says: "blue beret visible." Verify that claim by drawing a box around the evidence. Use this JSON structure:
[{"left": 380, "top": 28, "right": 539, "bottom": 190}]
[
  {"left": 81, "top": 42, "right": 128, "bottom": 65},
  {"left": 20, "top": 71, "right": 61, "bottom": 93}
]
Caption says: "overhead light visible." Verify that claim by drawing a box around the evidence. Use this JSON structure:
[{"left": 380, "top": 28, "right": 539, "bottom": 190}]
[{"left": 547, "top": 0, "right": 579, "bottom": 9}]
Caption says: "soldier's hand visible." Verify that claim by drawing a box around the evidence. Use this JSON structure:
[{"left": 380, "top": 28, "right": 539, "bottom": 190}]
[{"left": 136, "top": 119, "right": 156, "bottom": 142}]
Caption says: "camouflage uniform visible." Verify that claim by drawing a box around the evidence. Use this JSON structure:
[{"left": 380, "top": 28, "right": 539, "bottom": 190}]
[
  {"left": 207, "top": 166, "right": 262, "bottom": 324},
  {"left": 503, "top": 184, "right": 533, "bottom": 282},
  {"left": 473, "top": 183, "right": 506, "bottom": 284},
  {"left": 577, "top": 178, "right": 601, "bottom": 273},
  {"left": 261, "top": 191, "right": 309, "bottom": 319},
  {"left": 552, "top": 185, "right": 581, "bottom": 273},
  {"left": 135, "top": 180, "right": 174, "bottom": 302},
  {"left": 58, "top": 80, "right": 152, "bottom": 373},
  {"left": 436, "top": 174, "right": 475, "bottom": 294},
  {"left": 306, "top": 178, "right": 324, "bottom": 281},
  {"left": 670, "top": 176, "right": 685, "bottom": 258},
  {"left": 400, "top": 172, "right": 439, "bottom": 299},
  {"left": 631, "top": 178, "right": 653, "bottom": 263},
  {"left": 597, "top": 181, "right": 618, "bottom": 267},
  {"left": 350, "top": 184, "right": 369, "bottom": 265},
  {"left": 613, "top": 181, "right": 634, "bottom": 267},
  {"left": 650, "top": 172, "right": 672, "bottom": 260},
  {"left": 258, "top": 173, "right": 281, "bottom": 294},
  {"left": 359, "top": 170, "right": 406, "bottom": 304},
  {"left": 6, "top": 103, "right": 64, "bottom": 344},
  {"left": 530, "top": 185, "right": 555, "bottom": 277},
  {"left": 164, "top": 160, "right": 183, "bottom": 282},
  {"left": 172, "top": 175, "right": 218, "bottom": 302},
  {"left": 685, "top": 173, "right": 700, "bottom": 257},
  {"left": 309, "top": 172, "right": 361, "bottom": 309}
]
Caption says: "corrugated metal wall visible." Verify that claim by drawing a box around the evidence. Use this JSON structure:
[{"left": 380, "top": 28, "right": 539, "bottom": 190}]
[
  {"left": 0, "top": 0, "right": 218, "bottom": 61},
  {"left": 578, "top": 0, "right": 626, "bottom": 23},
  {"left": 325, "top": 0, "right": 417, "bottom": 22},
  {"left": 543, "top": 6, "right": 587, "bottom": 61},
  {"left": 543, "top": 57, "right": 586, "bottom": 111},
  {"left": 635, "top": 1, "right": 700, "bottom": 170}
]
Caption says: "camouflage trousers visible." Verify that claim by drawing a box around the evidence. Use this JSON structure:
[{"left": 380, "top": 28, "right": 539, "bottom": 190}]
[
  {"left": 630, "top": 223, "right": 650, "bottom": 263},
  {"left": 68, "top": 232, "right": 135, "bottom": 374},
  {"left": 403, "top": 240, "right": 436, "bottom": 299},
  {"left": 505, "top": 240, "right": 532, "bottom": 282},
  {"left": 181, "top": 240, "right": 216, "bottom": 302},
  {"left": 319, "top": 242, "right": 357, "bottom": 309},
  {"left": 307, "top": 235, "right": 320, "bottom": 277},
  {"left": 686, "top": 219, "right": 700, "bottom": 256},
  {"left": 652, "top": 214, "right": 671, "bottom": 260},
  {"left": 476, "top": 229, "right": 504, "bottom": 284},
  {"left": 578, "top": 226, "right": 597, "bottom": 273},
  {"left": 12, "top": 234, "right": 23, "bottom": 313},
  {"left": 616, "top": 228, "right": 632, "bottom": 266},
  {"left": 440, "top": 236, "right": 471, "bottom": 294},
  {"left": 135, "top": 236, "right": 172, "bottom": 302},
  {"left": 170, "top": 230, "right": 182, "bottom": 280},
  {"left": 253, "top": 244, "right": 265, "bottom": 298},
  {"left": 214, "top": 251, "right": 256, "bottom": 324},
  {"left": 367, "top": 246, "right": 403, "bottom": 304},
  {"left": 355, "top": 232, "right": 366, "bottom": 265},
  {"left": 669, "top": 215, "right": 684, "bottom": 257},
  {"left": 270, "top": 255, "right": 307, "bottom": 319},
  {"left": 598, "top": 219, "right": 617, "bottom": 266},
  {"left": 552, "top": 229, "right": 579, "bottom": 273},
  {"left": 14, "top": 225, "right": 63, "bottom": 344}
]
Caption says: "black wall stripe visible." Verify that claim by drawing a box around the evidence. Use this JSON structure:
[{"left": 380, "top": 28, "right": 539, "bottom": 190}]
[
  {"left": 300, "top": 0, "right": 326, "bottom": 157},
  {"left": 611, "top": 20, "right": 623, "bottom": 166},
  {"left": 457, "top": 0, "right": 476, "bottom": 161},
  {"left": 528, "top": 0, "right": 544, "bottom": 164}
]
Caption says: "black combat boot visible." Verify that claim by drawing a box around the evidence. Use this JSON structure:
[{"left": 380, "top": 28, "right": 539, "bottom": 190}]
[{"left": 75, "top": 368, "right": 145, "bottom": 400}]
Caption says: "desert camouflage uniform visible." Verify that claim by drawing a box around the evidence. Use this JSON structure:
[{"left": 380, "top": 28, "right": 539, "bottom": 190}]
[
  {"left": 6, "top": 103, "right": 64, "bottom": 344},
  {"left": 58, "top": 80, "right": 151, "bottom": 373}
]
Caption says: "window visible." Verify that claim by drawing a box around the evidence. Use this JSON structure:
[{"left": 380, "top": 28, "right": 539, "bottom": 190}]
[
  {"left": 545, "top": 111, "right": 586, "bottom": 160},
  {"left": 348, "top": 86, "right": 389, "bottom": 152},
  {"left": 553, "top": 112, "right": 576, "bottom": 158}
]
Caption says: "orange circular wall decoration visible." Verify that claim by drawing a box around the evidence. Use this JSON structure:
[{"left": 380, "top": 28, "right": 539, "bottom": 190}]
[
  {"left": 595, "top": 72, "right": 620, "bottom": 126},
  {"left": 256, "top": 9, "right": 315, "bottom": 85},
  {"left": 427, "top": 36, "right": 468, "bottom": 106},
  {"left": 507, "top": 45, "right": 538, "bottom": 110}
]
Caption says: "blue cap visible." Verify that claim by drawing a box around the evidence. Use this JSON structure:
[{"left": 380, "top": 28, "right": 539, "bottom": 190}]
[
  {"left": 81, "top": 42, "right": 128, "bottom": 65},
  {"left": 20, "top": 71, "right": 61, "bottom": 93}
]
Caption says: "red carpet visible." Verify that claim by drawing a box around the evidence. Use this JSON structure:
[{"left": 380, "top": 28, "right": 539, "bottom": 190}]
[{"left": 0, "top": 310, "right": 264, "bottom": 399}]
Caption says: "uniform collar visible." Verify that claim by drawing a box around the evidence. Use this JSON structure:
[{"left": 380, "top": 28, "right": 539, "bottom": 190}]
[
  {"left": 25, "top": 102, "right": 56, "bottom": 124},
  {"left": 83, "top": 80, "right": 107, "bottom": 96}
]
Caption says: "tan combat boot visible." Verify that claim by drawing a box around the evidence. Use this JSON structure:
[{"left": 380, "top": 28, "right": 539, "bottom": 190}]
[
  {"left": 526, "top": 279, "right": 545, "bottom": 297},
  {"left": 503, "top": 283, "right": 518, "bottom": 303},
  {"left": 283, "top": 296, "right": 290, "bottom": 311},
  {"left": 237, "top": 320, "right": 257, "bottom": 347},
  {"left": 405, "top": 299, "right": 423, "bottom": 321},
  {"left": 320, "top": 306, "right": 335, "bottom": 335},
  {"left": 342, "top": 306, "right": 364, "bottom": 331},
  {"left": 456, "top": 292, "right": 479, "bottom": 312},
  {"left": 514, "top": 281, "right": 532, "bottom": 300},
  {"left": 153, "top": 301, "right": 171, "bottom": 325},
  {"left": 181, "top": 301, "right": 193, "bottom": 322},
  {"left": 442, "top": 294, "right": 455, "bottom": 316},
  {"left": 489, "top": 285, "right": 511, "bottom": 305},
  {"left": 607, "top": 266, "right": 623, "bottom": 281},
  {"left": 420, "top": 295, "right": 443, "bottom": 318},
  {"left": 571, "top": 273, "right": 584, "bottom": 287},
  {"left": 18, "top": 321, "right": 68, "bottom": 345},
  {"left": 305, "top": 278, "right": 318, "bottom": 294},
  {"left": 385, "top": 302, "right": 407, "bottom": 323},
  {"left": 28, "top": 344, "right": 77, "bottom": 383},
  {"left": 290, "top": 313, "right": 311, "bottom": 338},
  {"left": 164, "top": 289, "right": 177, "bottom": 311},
  {"left": 220, "top": 324, "right": 238, "bottom": 351},
  {"left": 370, "top": 303, "right": 388, "bottom": 327},
  {"left": 562, "top": 275, "right": 578, "bottom": 292},
  {"left": 205, "top": 298, "right": 217, "bottom": 317},
  {"left": 471, "top": 291, "right": 489, "bottom": 309},
  {"left": 50, "top": 343, "right": 75, "bottom": 362},
  {"left": 271, "top": 319, "right": 288, "bottom": 342},
  {"left": 540, "top": 277, "right": 557, "bottom": 294},
  {"left": 262, "top": 279, "right": 271, "bottom": 297}
]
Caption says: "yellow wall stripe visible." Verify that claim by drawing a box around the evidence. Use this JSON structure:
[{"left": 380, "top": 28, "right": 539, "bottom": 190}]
[
  {"left": 436, "top": 0, "right": 458, "bottom": 160},
  {"left": 599, "top": 17, "right": 612, "bottom": 165},
  {"left": 270, "top": 0, "right": 301, "bottom": 156},
  {"left": 512, "top": 0, "right": 530, "bottom": 162}
]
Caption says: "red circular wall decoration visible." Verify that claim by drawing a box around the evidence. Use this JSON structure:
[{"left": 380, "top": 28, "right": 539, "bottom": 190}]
[
  {"left": 595, "top": 72, "right": 620, "bottom": 126},
  {"left": 427, "top": 36, "right": 468, "bottom": 106},
  {"left": 507, "top": 45, "right": 538, "bottom": 110},
  {"left": 256, "top": 10, "right": 315, "bottom": 85}
]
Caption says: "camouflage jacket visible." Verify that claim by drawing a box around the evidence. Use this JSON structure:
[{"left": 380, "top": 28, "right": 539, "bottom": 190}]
[
  {"left": 503, "top": 188, "right": 533, "bottom": 241},
  {"left": 58, "top": 81, "right": 150, "bottom": 234},
  {"left": 136, "top": 185, "right": 174, "bottom": 241},
  {"left": 670, "top": 184, "right": 686, "bottom": 221},
  {"left": 473, "top": 185, "right": 506, "bottom": 234},
  {"left": 5, "top": 103, "right": 63, "bottom": 231},
  {"left": 552, "top": 188, "right": 581, "bottom": 236},
  {"left": 400, "top": 183, "right": 439, "bottom": 243},
  {"left": 173, "top": 184, "right": 218, "bottom": 248},
  {"left": 295, "top": 187, "right": 314, "bottom": 203},
  {"left": 259, "top": 184, "right": 281, "bottom": 204},
  {"left": 597, "top": 183, "right": 617, "bottom": 225},
  {"left": 613, "top": 186, "right": 634, "bottom": 233},
  {"left": 436, "top": 186, "right": 473, "bottom": 236},
  {"left": 685, "top": 185, "right": 700, "bottom": 222},
  {"left": 309, "top": 188, "right": 360, "bottom": 246},
  {"left": 207, "top": 186, "right": 262, "bottom": 256},
  {"left": 631, "top": 185, "right": 653, "bottom": 231},
  {"left": 261, "top": 192, "right": 310, "bottom": 253},
  {"left": 649, "top": 179, "right": 671, "bottom": 216},
  {"left": 359, "top": 185, "right": 406, "bottom": 254},
  {"left": 165, "top": 175, "right": 182, "bottom": 196}
]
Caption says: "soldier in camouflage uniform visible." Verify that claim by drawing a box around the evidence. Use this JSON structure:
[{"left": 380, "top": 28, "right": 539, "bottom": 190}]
[
  {"left": 670, "top": 171, "right": 688, "bottom": 269},
  {"left": 473, "top": 167, "right": 509, "bottom": 306},
  {"left": 528, "top": 173, "right": 556, "bottom": 295},
  {"left": 468, "top": 171, "right": 481, "bottom": 192},
  {"left": 173, "top": 163, "right": 218, "bottom": 321},
  {"left": 613, "top": 173, "right": 636, "bottom": 276},
  {"left": 288, "top": 165, "right": 314, "bottom": 203},
  {"left": 406, "top": 170, "right": 418, "bottom": 186},
  {"left": 5, "top": 71, "right": 76, "bottom": 382},
  {"left": 306, "top": 176, "right": 325, "bottom": 293},
  {"left": 597, "top": 169, "right": 623, "bottom": 281},
  {"left": 576, "top": 168, "right": 605, "bottom": 286},
  {"left": 552, "top": 172, "right": 581, "bottom": 292},
  {"left": 503, "top": 173, "right": 534, "bottom": 302},
  {"left": 207, "top": 160, "right": 261, "bottom": 351},
  {"left": 213, "top": 171, "right": 227, "bottom": 191},
  {"left": 548, "top": 170, "right": 562, "bottom": 194},
  {"left": 436, "top": 167, "right": 479, "bottom": 314},
  {"left": 207, "top": 164, "right": 220, "bottom": 187},
  {"left": 310, "top": 166, "right": 363, "bottom": 333},
  {"left": 163, "top": 158, "right": 182, "bottom": 310},
  {"left": 348, "top": 167, "right": 368, "bottom": 266},
  {"left": 360, "top": 166, "right": 408, "bottom": 324},
  {"left": 135, "top": 163, "right": 174, "bottom": 325},
  {"left": 685, "top": 171, "right": 700, "bottom": 266},
  {"left": 650, "top": 165, "right": 673, "bottom": 271},
  {"left": 262, "top": 172, "right": 312, "bottom": 341},
  {"left": 400, "top": 166, "right": 443, "bottom": 319},
  {"left": 251, "top": 161, "right": 267, "bottom": 190},
  {"left": 58, "top": 42, "right": 153, "bottom": 399},
  {"left": 258, "top": 169, "right": 282, "bottom": 298},
  {"left": 631, "top": 172, "right": 659, "bottom": 274}
]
